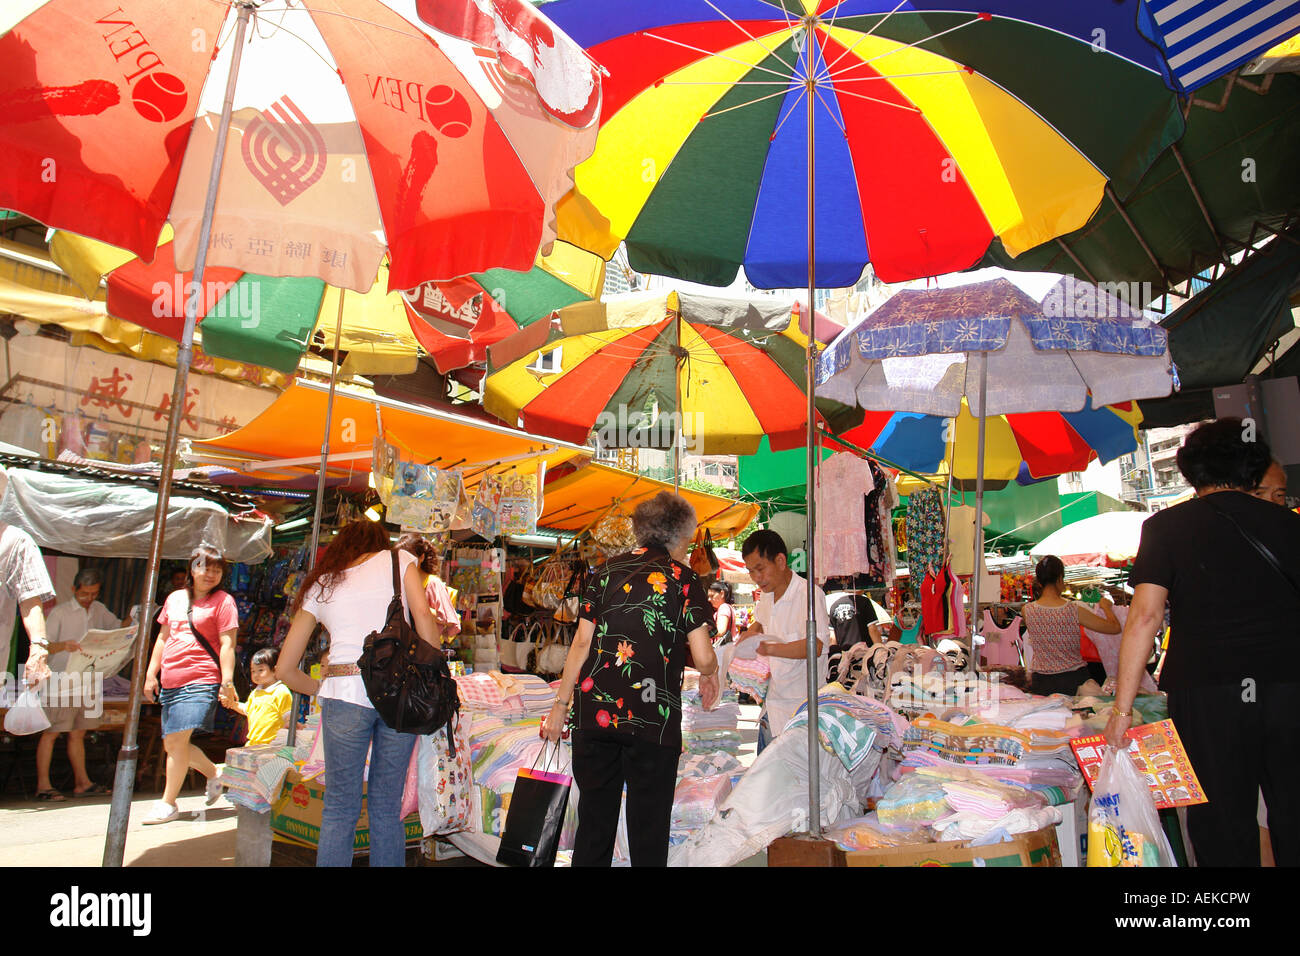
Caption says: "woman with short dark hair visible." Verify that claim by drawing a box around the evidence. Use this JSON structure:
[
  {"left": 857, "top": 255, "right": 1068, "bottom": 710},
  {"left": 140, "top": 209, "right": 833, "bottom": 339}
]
[
  {"left": 1106, "top": 418, "right": 1300, "bottom": 866},
  {"left": 543, "top": 492, "right": 718, "bottom": 866},
  {"left": 1022, "top": 554, "right": 1119, "bottom": 696}
]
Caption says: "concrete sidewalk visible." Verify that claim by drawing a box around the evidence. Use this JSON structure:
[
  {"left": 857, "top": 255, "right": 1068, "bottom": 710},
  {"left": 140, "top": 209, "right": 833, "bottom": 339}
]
[{"left": 0, "top": 790, "right": 237, "bottom": 867}]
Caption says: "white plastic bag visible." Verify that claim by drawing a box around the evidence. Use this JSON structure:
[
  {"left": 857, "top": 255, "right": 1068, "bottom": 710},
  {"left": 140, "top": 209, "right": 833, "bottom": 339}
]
[
  {"left": 1087, "top": 746, "right": 1176, "bottom": 867},
  {"left": 3, "top": 688, "right": 51, "bottom": 735}
]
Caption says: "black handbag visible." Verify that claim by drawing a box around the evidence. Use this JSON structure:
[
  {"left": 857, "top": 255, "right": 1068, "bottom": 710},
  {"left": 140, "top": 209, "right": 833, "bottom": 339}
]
[{"left": 357, "top": 551, "right": 460, "bottom": 739}]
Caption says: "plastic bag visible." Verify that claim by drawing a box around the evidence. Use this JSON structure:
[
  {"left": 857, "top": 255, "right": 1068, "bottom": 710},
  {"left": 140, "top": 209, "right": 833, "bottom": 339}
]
[
  {"left": 3, "top": 688, "right": 51, "bottom": 735},
  {"left": 1087, "top": 746, "right": 1175, "bottom": 867}
]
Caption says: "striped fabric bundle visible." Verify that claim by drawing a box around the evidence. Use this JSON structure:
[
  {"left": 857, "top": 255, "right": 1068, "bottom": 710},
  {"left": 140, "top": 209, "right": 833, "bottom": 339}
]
[{"left": 727, "top": 657, "right": 770, "bottom": 701}]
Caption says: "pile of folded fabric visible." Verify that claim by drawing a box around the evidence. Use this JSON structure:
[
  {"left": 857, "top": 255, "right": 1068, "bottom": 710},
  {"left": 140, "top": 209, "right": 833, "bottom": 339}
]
[
  {"left": 454, "top": 671, "right": 556, "bottom": 717},
  {"left": 899, "top": 748, "right": 1081, "bottom": 806},
  {"left": 672, "top": 750, "right": 745, "bottom": 848},
  {"left": 726, "top": 656, "right": 770, "bottom": 702},
  {"left": 680, "top": 687, "right": 743, "bottom": 756},
  {"left": 223, "top": 723, "right": 315, "bottom": 813},
  {"left": 827, "top": 813, "right": 936, "bottom": 851}
]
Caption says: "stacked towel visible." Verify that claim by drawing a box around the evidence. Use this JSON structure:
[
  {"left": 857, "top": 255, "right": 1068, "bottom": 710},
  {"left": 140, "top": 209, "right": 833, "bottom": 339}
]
[
  {"left": 671, "top": 774, "right": 732, "bottom": 830},
  {"left": 727, "top": 657, "right": 770, "bottom": 701}
]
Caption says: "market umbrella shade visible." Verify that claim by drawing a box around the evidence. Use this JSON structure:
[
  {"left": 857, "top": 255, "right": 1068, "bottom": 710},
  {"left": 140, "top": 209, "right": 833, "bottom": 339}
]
[
  {"left": 818, "top": 279, "right": 1176, "bottom": 416},
  {"left": 1031, "top": 510, "right": 1150, "bottom": 567},
  {"left": 543, "top": 0, "right": 1184, "bottom": 288},
  {"left": 0, "top": 0, "right": 601, "bottom": 292},
  {"left": 484, "top": 289, "right": 860, "bottom": 455},
  {"left": 50, "top": 230, "right": 421, "bottom": 376},
  {"left": 843, "top": 399, "right": 1146, "bottom": 486},
  {"left": 405, "top": 240, "right": 608, "bottom": 373}
]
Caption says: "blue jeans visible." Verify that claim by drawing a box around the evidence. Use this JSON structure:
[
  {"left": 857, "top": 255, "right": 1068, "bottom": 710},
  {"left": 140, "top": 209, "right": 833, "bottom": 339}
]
[
  {"left": 756, "top": 712, "right": 772, "bottom": 755},
  {"left": 316, "top": 697, "right": 415, "bottom": 868}
]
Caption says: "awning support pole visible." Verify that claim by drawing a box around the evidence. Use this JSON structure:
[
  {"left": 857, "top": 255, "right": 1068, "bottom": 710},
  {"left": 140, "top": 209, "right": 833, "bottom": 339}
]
[{"left": 803, "top": 27, "right": 821, "bottom": 839}]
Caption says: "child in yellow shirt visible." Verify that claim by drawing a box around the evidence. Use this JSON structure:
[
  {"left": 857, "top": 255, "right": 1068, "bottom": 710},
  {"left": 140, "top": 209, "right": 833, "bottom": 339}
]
[{"left": 225, "top": 647, "right": 294, "bottom": 745}]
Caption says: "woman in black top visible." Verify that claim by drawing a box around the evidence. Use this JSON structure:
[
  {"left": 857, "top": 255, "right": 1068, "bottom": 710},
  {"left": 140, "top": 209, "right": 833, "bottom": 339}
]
[
  {"left": 1106, "top": 419, "right": 1300, "bottom": 866},
  {"left": 543, "top": 492, "right": 718, "bottom": 866}
]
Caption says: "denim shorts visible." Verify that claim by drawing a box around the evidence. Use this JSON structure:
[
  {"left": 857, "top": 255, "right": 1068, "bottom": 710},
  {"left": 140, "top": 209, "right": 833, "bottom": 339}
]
[{"left": 159, "top": 683, "right": 219, "bottom": 736}]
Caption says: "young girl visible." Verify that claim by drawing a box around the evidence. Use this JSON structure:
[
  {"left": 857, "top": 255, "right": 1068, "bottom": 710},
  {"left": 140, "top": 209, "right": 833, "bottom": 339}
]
[{"left": 223, "top": 647, "right": 294, "bottom": 746}]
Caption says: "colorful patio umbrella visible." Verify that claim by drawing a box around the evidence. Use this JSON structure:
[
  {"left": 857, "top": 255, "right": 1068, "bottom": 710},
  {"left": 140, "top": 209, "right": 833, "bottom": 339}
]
[
  {"left": 484, "top": 289, "right": 860, "bottom": 457},
  {"left": 542, "top": 0, "right": 1184, "bottom": 289},
  {"left": 843, "top": 399, "right": 1146, "bottom": 485},
  {"left": 0, "top": 0, "right": 600, "bottom": 865},
  {"left": 405, "top": 240, "right": 607, "bottom": 373}
]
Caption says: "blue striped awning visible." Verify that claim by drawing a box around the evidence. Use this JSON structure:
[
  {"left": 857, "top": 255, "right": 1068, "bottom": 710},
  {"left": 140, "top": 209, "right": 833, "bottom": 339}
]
[{"left": 1140, "top": 0, "right": 1300, "bottom": 92}]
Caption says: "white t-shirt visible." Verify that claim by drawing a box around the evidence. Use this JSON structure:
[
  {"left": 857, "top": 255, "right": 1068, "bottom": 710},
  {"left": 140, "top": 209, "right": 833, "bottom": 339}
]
[
  {"left": 46, "top": 599, "right": 119, "bottom": 672},
  {"left": 755, "top": 572, "right": 830, "bottom": 735},
  {"left": 299, "top": 550, "right": 416, "bottom": 709}
]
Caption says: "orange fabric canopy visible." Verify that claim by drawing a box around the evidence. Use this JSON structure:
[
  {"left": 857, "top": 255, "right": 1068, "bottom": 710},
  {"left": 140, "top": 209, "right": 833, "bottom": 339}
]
[
  {"left": 540, "top": 462, "right": 758, "bottom": 538},
  {"left": 193, "top": 380, "right": 588, "bottom": 486}
]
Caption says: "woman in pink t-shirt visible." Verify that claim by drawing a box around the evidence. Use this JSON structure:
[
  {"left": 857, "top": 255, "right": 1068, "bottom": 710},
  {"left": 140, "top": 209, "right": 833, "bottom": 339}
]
[{"left": 141, "top": 545, "right": 239, "bottom": 825}]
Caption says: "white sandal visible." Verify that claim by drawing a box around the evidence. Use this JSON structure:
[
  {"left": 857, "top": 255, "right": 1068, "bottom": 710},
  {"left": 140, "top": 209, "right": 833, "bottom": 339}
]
[{"left": 141, "top": 800, "right": 179, "bottom": 825}]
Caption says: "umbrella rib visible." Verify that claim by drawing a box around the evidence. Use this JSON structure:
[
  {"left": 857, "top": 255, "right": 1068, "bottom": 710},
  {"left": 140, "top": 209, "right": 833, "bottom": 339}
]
[
  {"left": 703, "top": 87, "right": 798, "bottom": 121},
  {"left": 824, "top": 86, "right": 922, "bottom": 114},
  {"left": 768, "top": 86, "right": 809, "bottom": 140},
  {"left": 824, "top": 13, "right": 988, "bottom": 81},
  {"left": 812, "top": 84, "right": 847, "bottom": 138},
  {"left": 643, "top": 32, "right": 796, "bottom": 83},
  {"left": 821, "top": 0, "right": 908, "bottom": 75},
  {"left": 817, "top": 68, "right": 972, "bottom": 83},
  {"left": 697, "top": 0, "right": 799, "bottom": 75}
]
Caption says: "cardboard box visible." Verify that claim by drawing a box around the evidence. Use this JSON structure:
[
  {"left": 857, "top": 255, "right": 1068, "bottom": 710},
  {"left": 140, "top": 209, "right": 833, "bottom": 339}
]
[
  {"left": 270, "top": 772, "right": 421, "bottom": 852},
  {"left": 844, "top": 826, "right": 1061, "bottom": 867}
]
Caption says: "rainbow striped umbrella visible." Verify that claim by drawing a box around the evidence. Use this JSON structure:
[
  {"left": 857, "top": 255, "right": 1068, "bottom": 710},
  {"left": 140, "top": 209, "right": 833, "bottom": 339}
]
[
  {"left": 542, "top": 0, "right": 1182, "bottom": 288},
  {"left": 484, "top": 289, "right": 858, "bottom": 455}
]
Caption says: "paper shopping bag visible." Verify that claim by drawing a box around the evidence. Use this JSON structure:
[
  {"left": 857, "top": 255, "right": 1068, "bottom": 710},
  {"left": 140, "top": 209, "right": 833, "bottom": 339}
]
[{"left": 496, "top": 743, "right": 571, "bottom": 867}]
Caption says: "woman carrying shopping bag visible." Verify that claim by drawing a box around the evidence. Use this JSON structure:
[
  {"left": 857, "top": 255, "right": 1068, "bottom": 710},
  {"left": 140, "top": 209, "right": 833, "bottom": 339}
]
[{"left": 543, "top": 492, "right": 719, "bottom": 866}]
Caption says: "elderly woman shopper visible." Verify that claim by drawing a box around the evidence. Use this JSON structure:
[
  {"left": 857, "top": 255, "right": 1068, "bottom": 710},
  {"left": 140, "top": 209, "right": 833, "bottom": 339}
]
[
  {"left": 278, "top": 520, "right": 444, "bottom": 867},
  {"left": 1106, "top": 419, "right": 1300, "bottom": 866},
  {"left": 543, "top": 492, "right": 718, "bottom": 867}
]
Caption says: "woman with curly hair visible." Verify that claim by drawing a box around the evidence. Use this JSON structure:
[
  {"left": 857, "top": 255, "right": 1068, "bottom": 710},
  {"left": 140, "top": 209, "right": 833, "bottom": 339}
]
[
  {"left": 543, "top": 492, "right": 718, "bottom": 866},
  {"left": 277, "top": 520, "right": 443, "bottom": 867},
  {"left": 1106, "top": 418, "right": 1300, "bottom": 866}
]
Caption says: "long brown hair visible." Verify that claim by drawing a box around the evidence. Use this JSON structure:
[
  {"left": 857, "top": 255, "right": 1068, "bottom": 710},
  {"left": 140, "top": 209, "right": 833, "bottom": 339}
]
[{"left": 292, "top": 520, "right": 391, "bottom": 612}]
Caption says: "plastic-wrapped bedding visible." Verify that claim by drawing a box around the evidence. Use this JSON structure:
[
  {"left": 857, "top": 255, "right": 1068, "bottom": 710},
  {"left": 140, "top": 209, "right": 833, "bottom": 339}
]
[{"left": 668, "top": 729, "right": 861, "bottom": 867}]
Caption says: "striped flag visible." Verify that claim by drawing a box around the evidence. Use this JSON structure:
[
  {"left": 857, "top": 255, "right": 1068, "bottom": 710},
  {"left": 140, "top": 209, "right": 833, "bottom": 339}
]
[{"left": 1140, "top": 0, "right": 1300, "bottom": 92}]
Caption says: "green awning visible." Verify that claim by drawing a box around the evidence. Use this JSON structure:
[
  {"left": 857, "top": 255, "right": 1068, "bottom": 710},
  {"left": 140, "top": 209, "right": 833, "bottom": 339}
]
[{"left": 978, "top": 73, "right": 1300, "bottom": 300}]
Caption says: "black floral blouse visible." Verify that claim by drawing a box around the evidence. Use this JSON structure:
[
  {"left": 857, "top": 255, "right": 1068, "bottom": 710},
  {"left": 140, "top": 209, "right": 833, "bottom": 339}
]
[{"left": 574, "top": 547, "right": 710, "bottom": 747}]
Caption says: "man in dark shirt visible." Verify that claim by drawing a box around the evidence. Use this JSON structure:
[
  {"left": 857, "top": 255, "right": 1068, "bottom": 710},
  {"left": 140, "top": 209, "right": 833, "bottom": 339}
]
[{"left": 1107, "top": 419, "right": 1300, "bottom": 866}]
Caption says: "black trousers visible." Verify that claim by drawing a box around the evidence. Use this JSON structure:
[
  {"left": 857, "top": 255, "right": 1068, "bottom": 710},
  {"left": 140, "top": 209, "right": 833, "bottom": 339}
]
[
  {"left": 1167, "top": 682, "right": 1300, "bottom": 867},
  {"left": 1028, "top": 665, "right": 1091, "bottom": 697},
  {"left": 571, "top": 730, "right": 680, "bottom": 867}
]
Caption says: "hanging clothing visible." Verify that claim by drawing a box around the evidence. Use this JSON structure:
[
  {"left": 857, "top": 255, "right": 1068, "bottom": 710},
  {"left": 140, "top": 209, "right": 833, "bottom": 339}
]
[
  {"left": 815, "top": 453, "right": 872, "bottom": 581},
  {"left": 0, "top": 403, "right": 47, "bottom": 455},
  {"left": 905, "top": 488, "right": 946, "bottom": 581},
  {"left": 980, "top": 610, "right": 1023, "bottom": 668},
  {"left": 920, "top": 568, "right": 950, "bottom": 637},
  {"left": 946, "top": 504, "right": 990, "bottom": 577},
  {"left": 864, "top": 460, "right": 898, "bottom": 587}
]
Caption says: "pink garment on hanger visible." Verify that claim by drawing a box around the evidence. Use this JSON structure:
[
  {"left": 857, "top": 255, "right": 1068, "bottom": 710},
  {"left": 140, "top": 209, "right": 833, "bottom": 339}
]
[
  {"left": 980, "top": 609, "right": 1023, "bottom": 668},
  {"left": 426, "top": 577, "right": 461, "bottom": 637},
  {"left": 815, "top": 452, "right": 873, "bottom": 581},
  {"left": 947, "top": 571, "right": 968, "bottom": 639}
]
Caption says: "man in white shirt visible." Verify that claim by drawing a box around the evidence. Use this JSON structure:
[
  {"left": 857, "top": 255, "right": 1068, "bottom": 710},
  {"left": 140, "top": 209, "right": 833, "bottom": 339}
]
[
  {"left": 738, "top": 530, "right": 830, "bottom": 752},
  {"left": 35, "top": 568, "right": 120, "bottom": 799}
]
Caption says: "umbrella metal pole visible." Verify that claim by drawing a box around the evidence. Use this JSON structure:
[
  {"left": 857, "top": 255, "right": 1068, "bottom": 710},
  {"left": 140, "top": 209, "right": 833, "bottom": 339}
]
[
  {"left": 970, "top": 352, "right": 988, "bottom": 675},
  {"left": 803, "top": 35, "right": 821, "bottom": 839},
  {"left": 291, "top": 289, "right": 346, "bottom": 746},
  {"left": 103, "top": 2, "right": 254, "bottom": 867}
]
